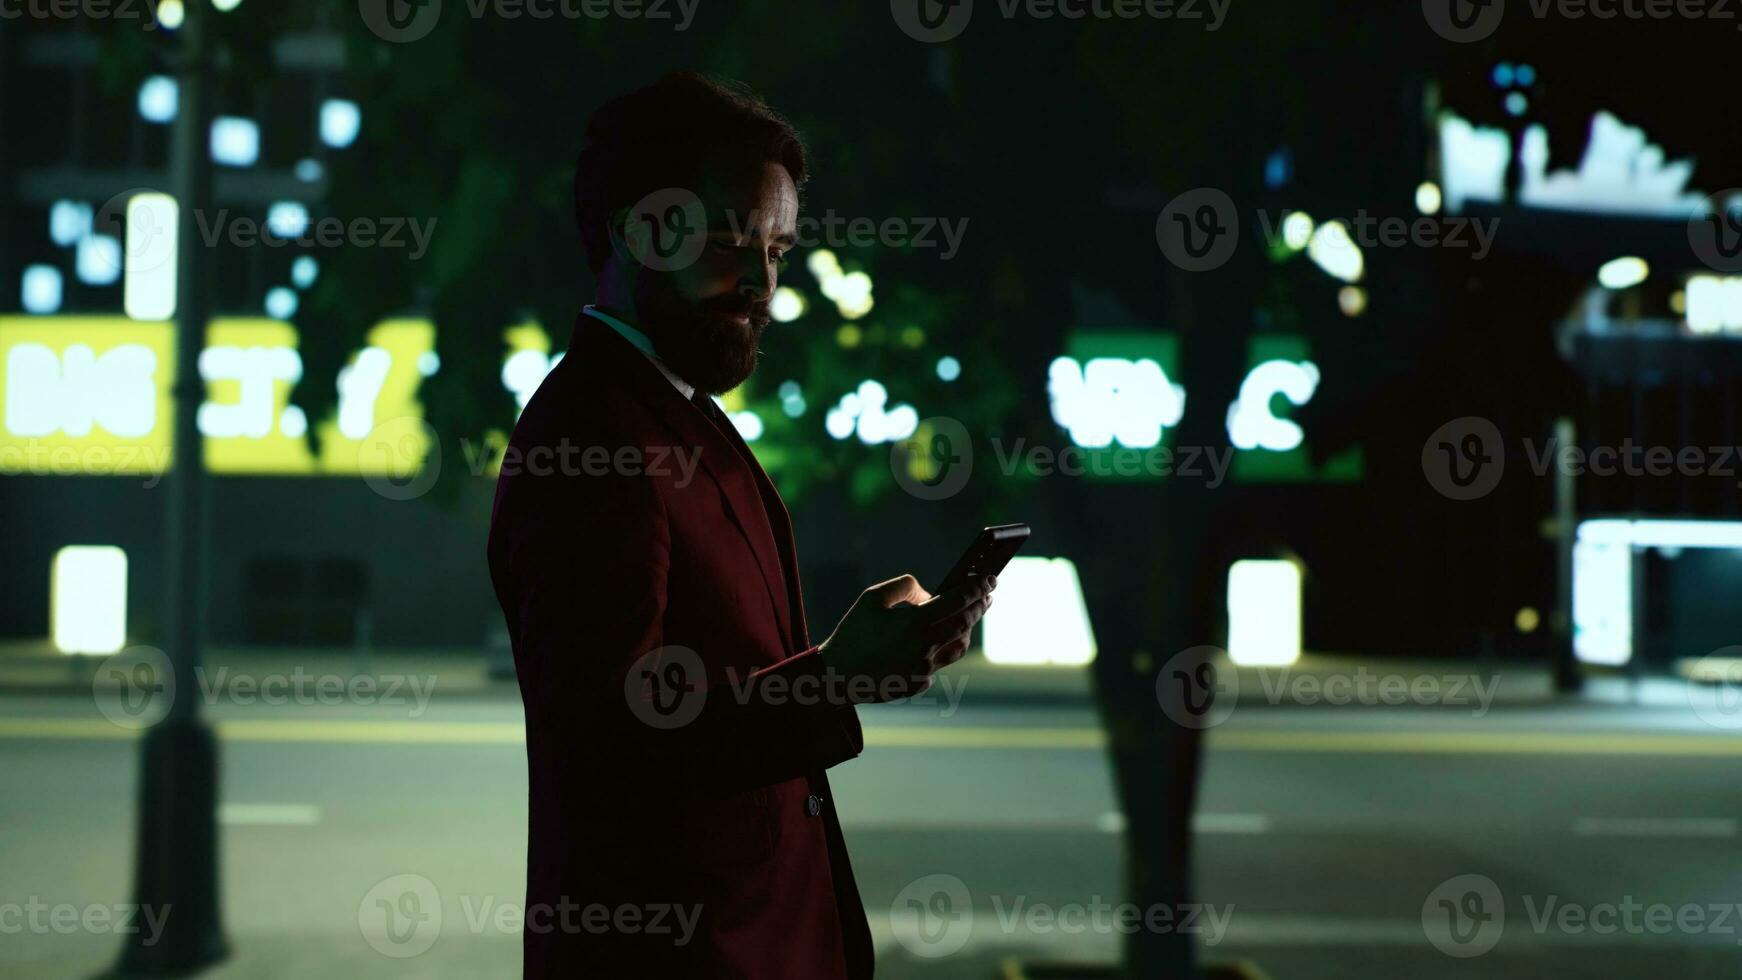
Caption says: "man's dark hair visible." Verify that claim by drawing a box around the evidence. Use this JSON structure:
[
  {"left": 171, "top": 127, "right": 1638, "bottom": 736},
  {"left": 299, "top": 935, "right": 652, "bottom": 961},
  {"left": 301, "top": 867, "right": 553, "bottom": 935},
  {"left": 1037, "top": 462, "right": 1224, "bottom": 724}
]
[{"left": 574, "top": 71, "right": 808, "bottom": 276}]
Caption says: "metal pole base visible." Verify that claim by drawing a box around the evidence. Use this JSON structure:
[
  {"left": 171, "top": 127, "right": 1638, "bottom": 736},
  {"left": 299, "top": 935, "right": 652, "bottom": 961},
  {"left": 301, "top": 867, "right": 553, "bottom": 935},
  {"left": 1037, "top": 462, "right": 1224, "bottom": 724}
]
[{"left": 110, "top": 719, "right": 228, "bottom": 977}]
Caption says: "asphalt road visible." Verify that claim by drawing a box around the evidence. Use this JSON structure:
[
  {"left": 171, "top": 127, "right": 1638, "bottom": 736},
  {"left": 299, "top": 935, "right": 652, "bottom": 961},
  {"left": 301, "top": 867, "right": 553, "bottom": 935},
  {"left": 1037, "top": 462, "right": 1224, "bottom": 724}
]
[{"left": 5, "top": 676, "right": 1742, "bottom": 979}]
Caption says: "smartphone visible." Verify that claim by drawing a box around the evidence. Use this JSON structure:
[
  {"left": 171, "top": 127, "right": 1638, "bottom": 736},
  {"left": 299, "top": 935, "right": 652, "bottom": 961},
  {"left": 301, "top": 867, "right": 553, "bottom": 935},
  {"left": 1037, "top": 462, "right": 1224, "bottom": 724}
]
[{"left": 936, "top": 523, "right": 1030, "bottom": 593}]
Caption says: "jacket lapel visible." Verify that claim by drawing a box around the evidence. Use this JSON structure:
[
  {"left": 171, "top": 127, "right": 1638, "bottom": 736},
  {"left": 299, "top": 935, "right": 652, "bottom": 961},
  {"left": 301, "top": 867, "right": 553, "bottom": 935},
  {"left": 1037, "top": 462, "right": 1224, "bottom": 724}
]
[
  {"left": 712, "top": 406, "right": 811, "bottom": 652},
  {"left": 571, "top": 316, "right": 798, "bottom": 654}
]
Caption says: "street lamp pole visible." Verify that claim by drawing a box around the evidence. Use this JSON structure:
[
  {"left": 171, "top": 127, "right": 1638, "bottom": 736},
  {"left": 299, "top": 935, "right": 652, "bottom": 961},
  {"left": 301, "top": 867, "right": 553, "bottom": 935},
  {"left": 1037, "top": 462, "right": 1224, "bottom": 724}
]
[{"left": 116, "top": 0, "right": 228, "bottom": 973}]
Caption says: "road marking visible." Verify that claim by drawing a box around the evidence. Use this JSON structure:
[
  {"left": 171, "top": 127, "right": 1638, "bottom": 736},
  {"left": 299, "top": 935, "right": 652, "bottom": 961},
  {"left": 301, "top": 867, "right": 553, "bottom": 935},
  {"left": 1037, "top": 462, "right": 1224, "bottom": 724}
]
[
  {"left": 1096, "top": 812, "right": 1270, "bottom": 835},
  {"left": 220, "top": 803, "right": 321, "bottom": 826},
  {"left": 1194, "top": 812, "right": 1271, "bottom": 834},
  {"left": 866, "top": 726, "right": 1103, "bottom": 749},
  {"left": 1573, "top": 817, "right": 1738, "bottom": 839},
  {"left": 1216, "top": 915, "right": 1723, "bottom": 947},
  {"left": 6, "top": 717, "right": 1742, "bottom": 759},
  {"left": 1210, "top": 729, "right": 1742, "bottom": 757},
  {"left": 874, "top": 913, "right": 1742, "bottom": 957}
]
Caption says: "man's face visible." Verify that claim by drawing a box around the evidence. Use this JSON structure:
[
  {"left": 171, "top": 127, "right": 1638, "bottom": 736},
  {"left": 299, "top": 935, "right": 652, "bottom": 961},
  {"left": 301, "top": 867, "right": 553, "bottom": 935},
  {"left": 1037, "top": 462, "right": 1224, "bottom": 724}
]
[{"left": 631, "top": 161, "right": 799, "bottom": 395}]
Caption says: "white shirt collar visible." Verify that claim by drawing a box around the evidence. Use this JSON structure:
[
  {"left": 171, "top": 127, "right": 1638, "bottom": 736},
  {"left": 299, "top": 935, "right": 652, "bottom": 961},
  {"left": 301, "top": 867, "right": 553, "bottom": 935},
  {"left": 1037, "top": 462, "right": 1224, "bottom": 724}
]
[{"left": 582, "top": 305, "right": 695, "bottom": 401}]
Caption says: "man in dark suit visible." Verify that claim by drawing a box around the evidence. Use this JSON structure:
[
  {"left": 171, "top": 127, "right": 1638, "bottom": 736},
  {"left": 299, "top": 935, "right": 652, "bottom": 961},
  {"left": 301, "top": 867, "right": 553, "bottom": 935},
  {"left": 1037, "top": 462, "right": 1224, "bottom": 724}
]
[{"left": 488, "top": 72, "right": 996, "bottom": 978}]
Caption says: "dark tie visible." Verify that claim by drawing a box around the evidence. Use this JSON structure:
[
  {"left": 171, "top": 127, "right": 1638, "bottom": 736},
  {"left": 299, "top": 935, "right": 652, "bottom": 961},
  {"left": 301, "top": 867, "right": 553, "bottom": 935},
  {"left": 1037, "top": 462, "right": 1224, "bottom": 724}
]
[
  {"left": 689, "top": 387, "right": 722, "bottom": 421},
  {"left": 691, "top": 387, "right": 759, "bottom": 468}
]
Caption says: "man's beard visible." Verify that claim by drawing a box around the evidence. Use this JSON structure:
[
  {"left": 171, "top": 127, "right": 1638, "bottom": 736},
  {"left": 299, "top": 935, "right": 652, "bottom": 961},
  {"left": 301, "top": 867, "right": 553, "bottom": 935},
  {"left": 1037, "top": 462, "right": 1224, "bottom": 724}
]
[{"left": 635, "top": 277, "right": 771, "bottom": 396}]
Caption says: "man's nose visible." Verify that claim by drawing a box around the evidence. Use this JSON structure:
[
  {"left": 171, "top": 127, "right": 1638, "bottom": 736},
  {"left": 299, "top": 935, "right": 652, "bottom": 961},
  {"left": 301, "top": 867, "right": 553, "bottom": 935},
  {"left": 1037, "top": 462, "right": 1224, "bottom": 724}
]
[{"left": 738, "top": 252, "right": 776, "bottom": 304}]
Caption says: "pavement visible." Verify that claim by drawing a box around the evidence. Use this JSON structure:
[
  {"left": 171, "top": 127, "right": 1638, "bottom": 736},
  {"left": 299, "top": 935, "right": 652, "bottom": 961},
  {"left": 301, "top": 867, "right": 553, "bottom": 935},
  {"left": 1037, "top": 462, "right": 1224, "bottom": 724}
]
[{"left": 5, "top": 644, "right": 1742, "bottom": 978}]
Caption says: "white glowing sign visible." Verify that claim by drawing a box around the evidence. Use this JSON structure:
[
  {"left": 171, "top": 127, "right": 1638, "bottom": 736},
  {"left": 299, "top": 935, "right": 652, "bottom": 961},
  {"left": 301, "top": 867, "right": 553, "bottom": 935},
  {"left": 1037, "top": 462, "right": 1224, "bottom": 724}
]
[
  {"left": 1048, "top": 356, "right": 1186, "bottom": 450},
  {"left": 1440, "top": 110, "right": 1708, "bottom": 217},
  {"left": 6, "top": 342, "right": 159, "bottom": 439},
  {"left": 1226, "top": 360, "right": 1320, "bottom": 453}
]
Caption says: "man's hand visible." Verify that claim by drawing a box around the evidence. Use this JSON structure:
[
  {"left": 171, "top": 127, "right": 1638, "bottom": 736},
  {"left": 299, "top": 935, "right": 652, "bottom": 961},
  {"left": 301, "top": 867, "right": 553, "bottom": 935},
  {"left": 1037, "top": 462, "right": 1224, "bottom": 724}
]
[{"left": 816, "top": 573, "right": 997, "bottom": 704}]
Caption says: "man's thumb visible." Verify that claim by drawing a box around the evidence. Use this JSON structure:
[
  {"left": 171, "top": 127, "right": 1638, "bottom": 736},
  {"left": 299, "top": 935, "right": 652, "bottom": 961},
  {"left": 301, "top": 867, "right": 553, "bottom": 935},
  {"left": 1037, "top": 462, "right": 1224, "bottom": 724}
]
[{"left": 868, "top": 574, "right": 923, "bottom": 607}]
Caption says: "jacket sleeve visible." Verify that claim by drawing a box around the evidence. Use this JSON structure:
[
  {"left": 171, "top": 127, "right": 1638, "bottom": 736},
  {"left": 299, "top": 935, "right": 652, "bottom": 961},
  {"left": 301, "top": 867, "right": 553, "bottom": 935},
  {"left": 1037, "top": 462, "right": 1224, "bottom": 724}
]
[{"left": 499, "top": 452, "right": 863, "bottom": 797}]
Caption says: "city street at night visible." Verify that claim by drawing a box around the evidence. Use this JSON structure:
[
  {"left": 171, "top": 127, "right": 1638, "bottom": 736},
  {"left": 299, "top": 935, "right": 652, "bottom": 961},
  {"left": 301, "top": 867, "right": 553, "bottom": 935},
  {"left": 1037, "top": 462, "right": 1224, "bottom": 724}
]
[{"left": 6, "top": 658, "right": 1742, "bottom": 978}]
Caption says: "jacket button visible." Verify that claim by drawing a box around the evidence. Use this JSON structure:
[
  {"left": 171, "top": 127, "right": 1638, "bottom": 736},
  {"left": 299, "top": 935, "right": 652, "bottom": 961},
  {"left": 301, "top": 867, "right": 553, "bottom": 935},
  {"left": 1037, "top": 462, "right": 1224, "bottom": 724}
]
[{"left": 806, "top": 795, "right": 823, "bottom": 817}]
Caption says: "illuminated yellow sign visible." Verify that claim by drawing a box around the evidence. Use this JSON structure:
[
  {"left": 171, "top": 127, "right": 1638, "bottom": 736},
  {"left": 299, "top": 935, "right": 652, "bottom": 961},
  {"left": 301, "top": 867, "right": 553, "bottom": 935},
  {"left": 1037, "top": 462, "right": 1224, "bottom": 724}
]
[
  {"left": 0, "top": 315, "right": 435, "bottom": 478},
  {"left": 0, "top": 317, "right": 173, "bottom": 477}
]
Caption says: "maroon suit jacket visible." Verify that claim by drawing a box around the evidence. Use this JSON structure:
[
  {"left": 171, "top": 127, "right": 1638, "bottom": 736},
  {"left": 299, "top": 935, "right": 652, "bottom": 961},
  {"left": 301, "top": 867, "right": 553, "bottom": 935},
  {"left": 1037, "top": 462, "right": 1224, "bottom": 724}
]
[{"left": 488, "top": 314, "right": 875, "bottom": 978}]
